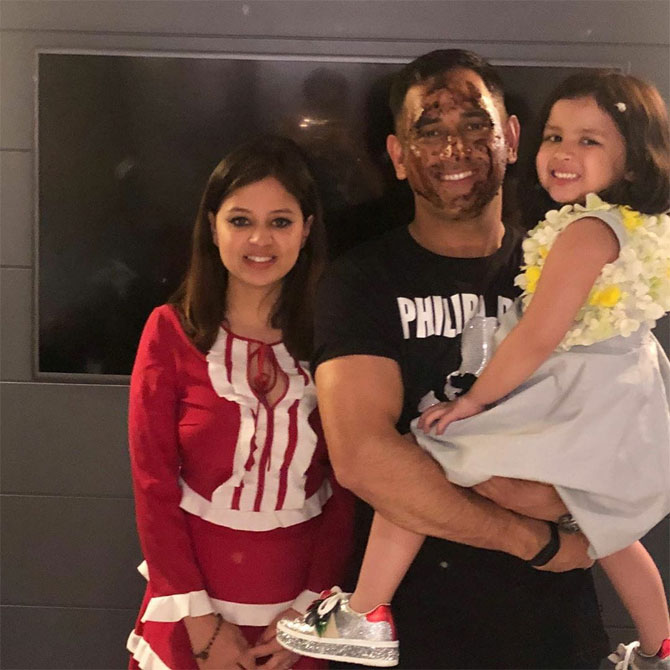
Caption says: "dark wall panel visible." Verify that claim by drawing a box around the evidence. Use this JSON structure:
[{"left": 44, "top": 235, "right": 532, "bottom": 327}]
[
  {"left": 0, "top": 151, "right": 33, "bottom": 267},
  {"left": 2, "top": 0, "right": 667, "bottom": 45},
  {"left": 1, "top": 495, "right": 143, "bottom": 608},
  {"left": 0, "top": 269, "right": 32, "bottom": 382},
  {"left": 1, "top": 605, "right": 136, "bottom": 670},
  {"left": 1, "top": 383, "right": 131, "bottom": 496}
]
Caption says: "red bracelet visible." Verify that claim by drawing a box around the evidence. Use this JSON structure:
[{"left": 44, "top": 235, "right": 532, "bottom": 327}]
[{"left": 193, "top": 613, "right": 223, "bottom": 661}]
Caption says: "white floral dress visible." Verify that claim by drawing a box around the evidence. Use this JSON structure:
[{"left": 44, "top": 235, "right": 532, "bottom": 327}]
[{"left": 412, "top": 195, "right": 670, "bottom": 558}]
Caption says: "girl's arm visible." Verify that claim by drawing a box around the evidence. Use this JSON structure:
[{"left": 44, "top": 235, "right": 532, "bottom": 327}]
[{"left": 421, "top": 216, "right": 620, "bottom": 432}]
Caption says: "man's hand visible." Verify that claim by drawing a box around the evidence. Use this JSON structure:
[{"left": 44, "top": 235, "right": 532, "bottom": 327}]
[
  {"left": 473, "top": 477, "right": 569, "bottom": 521},
  {"left": 316, "top": 356, "right": 589, "bottom": 567},
  {"left": 472, "top": 477, "right": 593, "bottom": 571},
  {"left": 537, "top": 529, "right": 594, "bottom": 572}
]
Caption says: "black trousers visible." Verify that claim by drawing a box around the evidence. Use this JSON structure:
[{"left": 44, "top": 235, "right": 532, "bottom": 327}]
[{"left": 334, "top": 505, "right": 609, "bottom": 670}]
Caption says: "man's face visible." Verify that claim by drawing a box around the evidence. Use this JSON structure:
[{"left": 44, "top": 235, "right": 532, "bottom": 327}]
[{"left": 389, "top": 68, "right": 518, "bottom": 220}]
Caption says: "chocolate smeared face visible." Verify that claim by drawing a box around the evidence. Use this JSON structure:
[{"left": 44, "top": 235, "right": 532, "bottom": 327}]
[{"left": 397, "top": 69, "right": 512, "bottom": 219}]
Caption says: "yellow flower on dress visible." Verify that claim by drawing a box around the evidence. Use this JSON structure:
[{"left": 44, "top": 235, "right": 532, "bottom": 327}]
[
  {"left": 619, "top": 206, "right": 644, "bottom": 231},
  {"left": 525, "top": 266, "right": 542, "bottom": 293},
  {"left": 516, "top": 194, "right": 670, "bottom": 349},
  {"left": 589, "top": 285, "right": 622, "bottom": 308}
]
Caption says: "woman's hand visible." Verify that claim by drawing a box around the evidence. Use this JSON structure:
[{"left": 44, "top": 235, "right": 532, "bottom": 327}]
[
  {"left": 185, "top": 613, "right": 257, "bottom": 669},
  {"left": 251, "top": 608, "right": 302, "bottom": 670},
  {"left": 417, "top": 395, "right": 484, "bottom": 434}
]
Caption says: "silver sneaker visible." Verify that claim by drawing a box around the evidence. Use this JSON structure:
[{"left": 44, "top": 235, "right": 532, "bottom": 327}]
[
  {"left": 276, "top": 587, "right": 399, "bottom": 667},
  {"left": 609, "top": 641, "right": 670, "bottom": 670}
]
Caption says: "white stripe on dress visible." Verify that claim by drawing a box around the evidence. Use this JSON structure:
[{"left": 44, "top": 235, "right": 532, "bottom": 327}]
[
  {"left": 127, "top": 632, "right": 171, "bottom": 670},
  {"left": 262, "top": 396, "right": 289, "bottom": 511},
  {"left": 134, "top": 569, "right": 319, "bottom": 626},
  {"left": 206, "top": 329, "right": 321, "bottom": 514},
  {"left": 141, "top": 592, "right": 294, "bottom": 626},
  {"left": 179, "top": 478, "right": 332, "bottom": 530},
  {"left": 284, "top": 393, "right": 318, "bottom": 509},
  {"left": 141, "top": 589, "right": 214, "bottom": 622}
]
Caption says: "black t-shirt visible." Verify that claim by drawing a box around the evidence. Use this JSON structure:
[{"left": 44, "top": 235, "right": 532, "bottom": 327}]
[
  {"left": 313, "top": 224, "right": 523, "bottom": 431},
  {"left": 313, "top": 224, "right": 608, "bottom": 670}
]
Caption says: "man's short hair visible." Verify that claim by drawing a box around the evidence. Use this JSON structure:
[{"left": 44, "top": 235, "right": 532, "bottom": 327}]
[{"left": 389, "top": 49, "right": 506, "bottom": 128}]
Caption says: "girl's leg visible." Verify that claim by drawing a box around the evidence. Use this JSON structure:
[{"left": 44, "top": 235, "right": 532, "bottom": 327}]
[
  {"left": 599, "top": 541, "right": 670, "bottom": 655},
  {"left": 348, "top": 512, "right": 425, "bottom": 613}
]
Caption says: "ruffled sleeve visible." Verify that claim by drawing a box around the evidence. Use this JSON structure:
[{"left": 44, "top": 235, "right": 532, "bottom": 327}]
[{"left": 129, "top": 306, "right": 215, "bottom": 622}]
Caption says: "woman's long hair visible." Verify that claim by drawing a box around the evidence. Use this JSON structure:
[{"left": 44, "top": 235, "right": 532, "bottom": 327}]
[
  {"left": 170, "top": 136, "right": 326, "bottom": 360},
  {"left": 520, "top": 69, "right": 670, "bottom": 229}
]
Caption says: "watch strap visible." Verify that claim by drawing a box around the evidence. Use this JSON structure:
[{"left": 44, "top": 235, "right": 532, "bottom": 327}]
[{"left": 526, "top": 521, "right": 560, "bottom": 567}]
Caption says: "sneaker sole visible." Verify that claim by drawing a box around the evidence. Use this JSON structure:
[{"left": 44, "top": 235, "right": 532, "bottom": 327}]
[{"left": 276, "top": 626, "right": 399, "bottom": 667}]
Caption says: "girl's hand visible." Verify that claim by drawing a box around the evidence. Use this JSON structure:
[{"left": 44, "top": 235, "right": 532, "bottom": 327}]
[
  {"left": 251, "top": 608, "right": 302, "bottom": 670},
  {"left": 418, "top": 395, "right": 484, "bottom": 434},
  {"left": 186, "top": 613, "right": 257, "bottom": 670}
]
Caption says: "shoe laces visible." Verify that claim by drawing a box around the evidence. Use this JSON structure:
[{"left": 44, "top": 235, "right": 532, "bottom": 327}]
[
  {"left": 609, "top": 641, "right": 641, "bottom": 670},
  {"left": 305, "top": 587, "right": 348, "bottom": 635},
  {"left": 315, "top": 587, "right": 347, "bottom": 617}
]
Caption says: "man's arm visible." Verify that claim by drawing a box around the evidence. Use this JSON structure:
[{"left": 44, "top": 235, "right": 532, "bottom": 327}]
[
  {"left": 473, "top": 477, "right": 570, "bottom": 521},
  {"left": 316, "top": 354, "right": 592, "bottom": 571}
]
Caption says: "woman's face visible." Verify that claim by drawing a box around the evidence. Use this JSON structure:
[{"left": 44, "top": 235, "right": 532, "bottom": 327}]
[{"left": 209, "top": 176, "right": 312, "bottom": 294}]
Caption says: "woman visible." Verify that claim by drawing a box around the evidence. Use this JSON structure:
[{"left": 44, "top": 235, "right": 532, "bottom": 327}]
[{"left": 127, "top": 136, "right": 354, "bottom": 669}]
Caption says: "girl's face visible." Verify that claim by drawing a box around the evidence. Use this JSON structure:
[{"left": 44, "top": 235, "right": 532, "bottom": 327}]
[
  {"left": 209, "top": 176, "right": 311, "bottom": 294},
  {"left": 536, "top": 96, "right": 628, "bottom": 204}
]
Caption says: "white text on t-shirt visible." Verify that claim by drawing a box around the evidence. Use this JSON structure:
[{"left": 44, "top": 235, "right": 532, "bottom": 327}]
[{"left": 396, "top": 293, "right": 513, "bottom": 339}]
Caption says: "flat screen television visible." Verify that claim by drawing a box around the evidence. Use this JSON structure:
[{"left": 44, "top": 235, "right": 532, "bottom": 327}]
[{"left": 36, "top": 51, "right": 604, "bottom": 378}]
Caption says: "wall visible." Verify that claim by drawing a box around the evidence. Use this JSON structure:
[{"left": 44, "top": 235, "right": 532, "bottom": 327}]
[{"left": 1, "top": 1, "right": 669, "bottom": 668}]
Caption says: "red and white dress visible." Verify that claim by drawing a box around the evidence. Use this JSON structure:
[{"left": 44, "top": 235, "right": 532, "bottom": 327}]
[{"left": 127, "top": 305, "right": 354, "bottom": 669}]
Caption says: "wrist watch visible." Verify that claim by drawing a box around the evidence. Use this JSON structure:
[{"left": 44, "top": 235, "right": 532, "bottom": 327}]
[
  {"left": 557, "top": 513, "right": 581, "bottom": 534},
  {"left": 526, "top": 521, "right": 560, "bottom": 567}
]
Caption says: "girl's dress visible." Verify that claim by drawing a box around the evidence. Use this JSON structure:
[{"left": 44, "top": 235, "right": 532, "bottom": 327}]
[
  {"left": 127, "top": 305, "right": 353, "bottom": 669},
  {"left": 413, "top": 195, "right": 670, "bottom": 559}
]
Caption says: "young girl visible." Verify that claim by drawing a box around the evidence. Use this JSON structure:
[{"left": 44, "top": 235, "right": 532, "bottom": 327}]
[
  {"left": 277, "top": 71, "right": 670, "bottom": 669},
  {"left": 127, "top": 136, "right": 353, "bottom": 670}
]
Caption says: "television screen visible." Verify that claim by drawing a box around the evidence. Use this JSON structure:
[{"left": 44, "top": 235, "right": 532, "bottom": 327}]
[{"left": 36, "top": 52, "right": 584, "bottom": 377}]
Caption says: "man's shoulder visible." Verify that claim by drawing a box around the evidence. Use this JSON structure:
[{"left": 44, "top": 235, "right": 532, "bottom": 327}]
[
  {"left": 334, "top": 224, "right": 411, "bottom": 265},
  {"left": 324, "top": 225, "right": 413, "bottom": 282}
]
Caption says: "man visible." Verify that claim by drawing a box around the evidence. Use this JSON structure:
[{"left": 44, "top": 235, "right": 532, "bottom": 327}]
[{"left": 312, "top": 50, "right": 609, "bottom": 669}]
